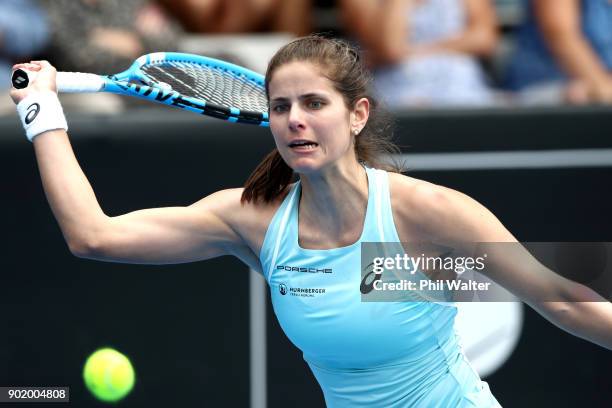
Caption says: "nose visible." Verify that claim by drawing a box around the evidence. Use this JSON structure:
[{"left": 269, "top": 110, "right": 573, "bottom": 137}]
[{"left": 288, "top": 104, "right": 306, "bottom": 132}]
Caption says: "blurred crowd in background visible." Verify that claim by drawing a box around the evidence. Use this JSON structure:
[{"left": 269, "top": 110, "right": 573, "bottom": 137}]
[{"left": 1, "top": 0, "right": 611, "bottom": 114}]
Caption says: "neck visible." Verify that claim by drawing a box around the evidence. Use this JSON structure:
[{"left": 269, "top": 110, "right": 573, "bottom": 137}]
[{"left": 298, "top": 160, "right": 369, "bottom": 238}]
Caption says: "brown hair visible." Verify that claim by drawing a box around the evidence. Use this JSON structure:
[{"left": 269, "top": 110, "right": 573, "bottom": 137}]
[{"left": 241, "top": 35, "right": 404, "bottom": 204}]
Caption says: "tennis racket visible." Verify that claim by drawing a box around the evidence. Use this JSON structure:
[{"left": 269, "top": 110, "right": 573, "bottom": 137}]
[{"left": 11, "top": 52, "right": 269, "bottom": 126}]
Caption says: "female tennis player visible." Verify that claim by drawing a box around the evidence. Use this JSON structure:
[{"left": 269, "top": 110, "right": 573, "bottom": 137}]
[{"left": 10, "top": 36, "right": 612, "bottom": 407}]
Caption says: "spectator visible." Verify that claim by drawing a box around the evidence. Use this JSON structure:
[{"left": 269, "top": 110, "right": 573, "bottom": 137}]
[
  {"left": 504, "top": 0, "right": 612, "bottom": 105},
  {"left": 39, "top": 0, "right": 183, "bottom": 75},
  {"left": 340, "top": 0, "right": 499, "bottom": 108},
  {"left": 1, "top": 0, "right": 48, "bottom": 90},
  {"left": 159, "top": 0, "right": 312, "bottom": 37},
  {"left": 35, "top": 0, "right": 184, "bottom": 113}
]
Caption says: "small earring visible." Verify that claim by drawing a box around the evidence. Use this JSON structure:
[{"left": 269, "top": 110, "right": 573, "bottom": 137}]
[{"left": 353, "top": 129, "right": 359, "bottom": 135}]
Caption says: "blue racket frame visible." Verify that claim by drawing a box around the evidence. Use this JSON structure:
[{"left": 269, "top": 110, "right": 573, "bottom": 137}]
[{"left": 105, "top": 52, "right": 269, "bottom": 126}]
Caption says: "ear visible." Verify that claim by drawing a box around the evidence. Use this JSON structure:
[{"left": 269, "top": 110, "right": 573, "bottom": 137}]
[{"left": 350, "top": 97, "right": 370, "bottom": 135}]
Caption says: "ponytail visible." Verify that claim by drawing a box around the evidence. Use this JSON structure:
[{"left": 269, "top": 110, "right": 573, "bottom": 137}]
[{"left": 241, "top": 149, "right": 294, "bottom": 204}]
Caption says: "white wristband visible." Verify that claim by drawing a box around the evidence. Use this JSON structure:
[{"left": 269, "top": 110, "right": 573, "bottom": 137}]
[{"left": 17, "top": 91, "right": 68, "bottom": 142}]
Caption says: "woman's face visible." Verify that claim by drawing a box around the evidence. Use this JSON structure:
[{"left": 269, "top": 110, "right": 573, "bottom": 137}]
[{"left": 268, "top": 61, "right": 360, "bottom": 174}]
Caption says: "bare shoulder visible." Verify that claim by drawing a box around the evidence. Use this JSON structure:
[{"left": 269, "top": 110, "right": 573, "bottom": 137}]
[
  {"left": 387, "top": 173, "right": 439, "bottom": 240},
  {"left": 387, "top": 172, "right": 456, "bottom": 222},
  {"left": 189, "top": 187, "right": 288, "bottom": 255},
  {"left": 386, "top": 172, "right": 505, "bottom": 243}
]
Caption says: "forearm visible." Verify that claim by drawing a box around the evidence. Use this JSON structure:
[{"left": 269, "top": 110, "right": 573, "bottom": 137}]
[
  {"left": 556, "top": 33, "right": 612, "bottom": 104},
  {"left": 564, "top": 301, "right": 612, "bottom": 351},
  {"left": 546, "top": 34, "right": 610, "bottom": 85},
  {"left": 32, "top": 130, "right": 108, "bottom": 253},
  {"left": 541, "top": 284, "right": 612, "bottom": 351},
  {"left": 535, "top": 0, "right": 609, "bottom": 86},
  {"left": 376, "top": 0, "right": 412, "bottom": 63}
]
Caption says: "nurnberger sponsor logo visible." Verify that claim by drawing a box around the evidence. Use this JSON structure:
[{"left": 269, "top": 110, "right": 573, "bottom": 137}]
[
  {"left": 277, "top": 283, "right": 327, "bottom": 298},
  {"left": 289, "top": 287, "right": 326, "bottom": 294},
  {"left": 276, "top": 265, "right": 332, "bottom": 274},
  {"left": 288, "top": 286, "right": 327, "bottom": 297}
]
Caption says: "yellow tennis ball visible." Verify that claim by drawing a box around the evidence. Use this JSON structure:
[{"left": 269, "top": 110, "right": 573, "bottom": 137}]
[{"left": 83, "top": 348, "right": 135, "bottom": 403}]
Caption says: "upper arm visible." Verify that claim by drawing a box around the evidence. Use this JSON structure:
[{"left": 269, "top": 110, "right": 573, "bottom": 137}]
[
  {"left": 339, "top": 0, "right": 380, "bottom": 44},
  {"left": 82, "top": 189, "right": 251, "bottom": 265},
  {"left": 396, "top": 178, "right": 572, "bottom": 309},
  {"left": 464, "top": 0, "right": 498, "bottom": 30},
  {"left": 339, "top": 0, "right": 373, "bottom": 26},
  {"left": 463, "top": 0, "right": 499, "bottom": 53},
  {"left": 413, "top": 182, "right": 516, "bottom": 244},
  {"left": 339, "top": 0, "right": 408, "bottom": 64}
]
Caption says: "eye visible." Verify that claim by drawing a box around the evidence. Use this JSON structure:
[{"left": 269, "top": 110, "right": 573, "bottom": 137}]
[
  {"left": 272, "top": 104, "right": 289, "bottom": 113},
  {"left": 308, "top": 100, "right": 324, "bottom": 109}
]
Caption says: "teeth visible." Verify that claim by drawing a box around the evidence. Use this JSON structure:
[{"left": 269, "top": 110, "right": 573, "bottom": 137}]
[{"left": 290, "top": 141, "right": 317, "bottom": 147}]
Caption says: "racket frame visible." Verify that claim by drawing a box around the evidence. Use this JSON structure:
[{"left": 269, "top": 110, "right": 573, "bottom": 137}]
[{"left": 104, "top": 52, "right": 269, "bottom": 126}]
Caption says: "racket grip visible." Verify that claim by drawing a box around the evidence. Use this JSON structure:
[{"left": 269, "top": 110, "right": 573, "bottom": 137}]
[
  {"left": 11, "top": 69, "right": 105, "bottom": 93},
  {"left": 56, "top": 72, "right": 105, "bottom": 93}
]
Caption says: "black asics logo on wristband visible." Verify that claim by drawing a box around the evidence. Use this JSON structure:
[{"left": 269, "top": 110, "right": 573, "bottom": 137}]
[{"left": 25, "top": 103, "right": 40, "bottom": 125}]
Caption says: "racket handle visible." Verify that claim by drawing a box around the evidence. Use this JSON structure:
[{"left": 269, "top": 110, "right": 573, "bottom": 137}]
[
  {"left": 57, "top": 72, "right": 105, "bottom": 93},
  {"left": 11, "top": 69, "right": 105, "bottom": 93}
]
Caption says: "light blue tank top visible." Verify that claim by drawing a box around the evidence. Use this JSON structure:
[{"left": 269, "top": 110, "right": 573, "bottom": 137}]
[{"left": 260, "top": 167, "right": 501, "bottom": 407}]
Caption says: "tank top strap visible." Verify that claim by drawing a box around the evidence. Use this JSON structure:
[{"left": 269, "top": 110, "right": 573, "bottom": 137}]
[
  {"left": 367, "top": 167, "right": 402, "bottom": 243},
  {"left": 354, "top": 165, "right": 382, "bottom": 243},
  {"left": 259, "top": 181, "right": 301, "bottom": 284}
]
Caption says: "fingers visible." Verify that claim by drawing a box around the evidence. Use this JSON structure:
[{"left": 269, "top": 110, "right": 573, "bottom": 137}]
[
  {"left": 13, "top": 63, "right": 41, "bottom": 72},
  {"left": 33, "top": 60, "right": 54, "bottom": 69},
  {"left": 12, "top": 60, "right": 55, "bottom": 72}
]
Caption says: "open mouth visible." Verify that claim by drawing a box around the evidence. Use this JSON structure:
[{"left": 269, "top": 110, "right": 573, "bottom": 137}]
[{"left": 289, "top": 140, "right": 319, "bottom": 150}]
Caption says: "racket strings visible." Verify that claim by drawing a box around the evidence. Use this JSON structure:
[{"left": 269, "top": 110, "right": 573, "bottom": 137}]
[{"left": 141, "top": 62, "right": 268, "bottom": 113}]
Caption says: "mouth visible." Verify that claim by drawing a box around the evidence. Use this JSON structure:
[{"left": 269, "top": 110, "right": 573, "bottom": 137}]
[{"left": 288, "top": 140, "right": 319, "bottom": 151}]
